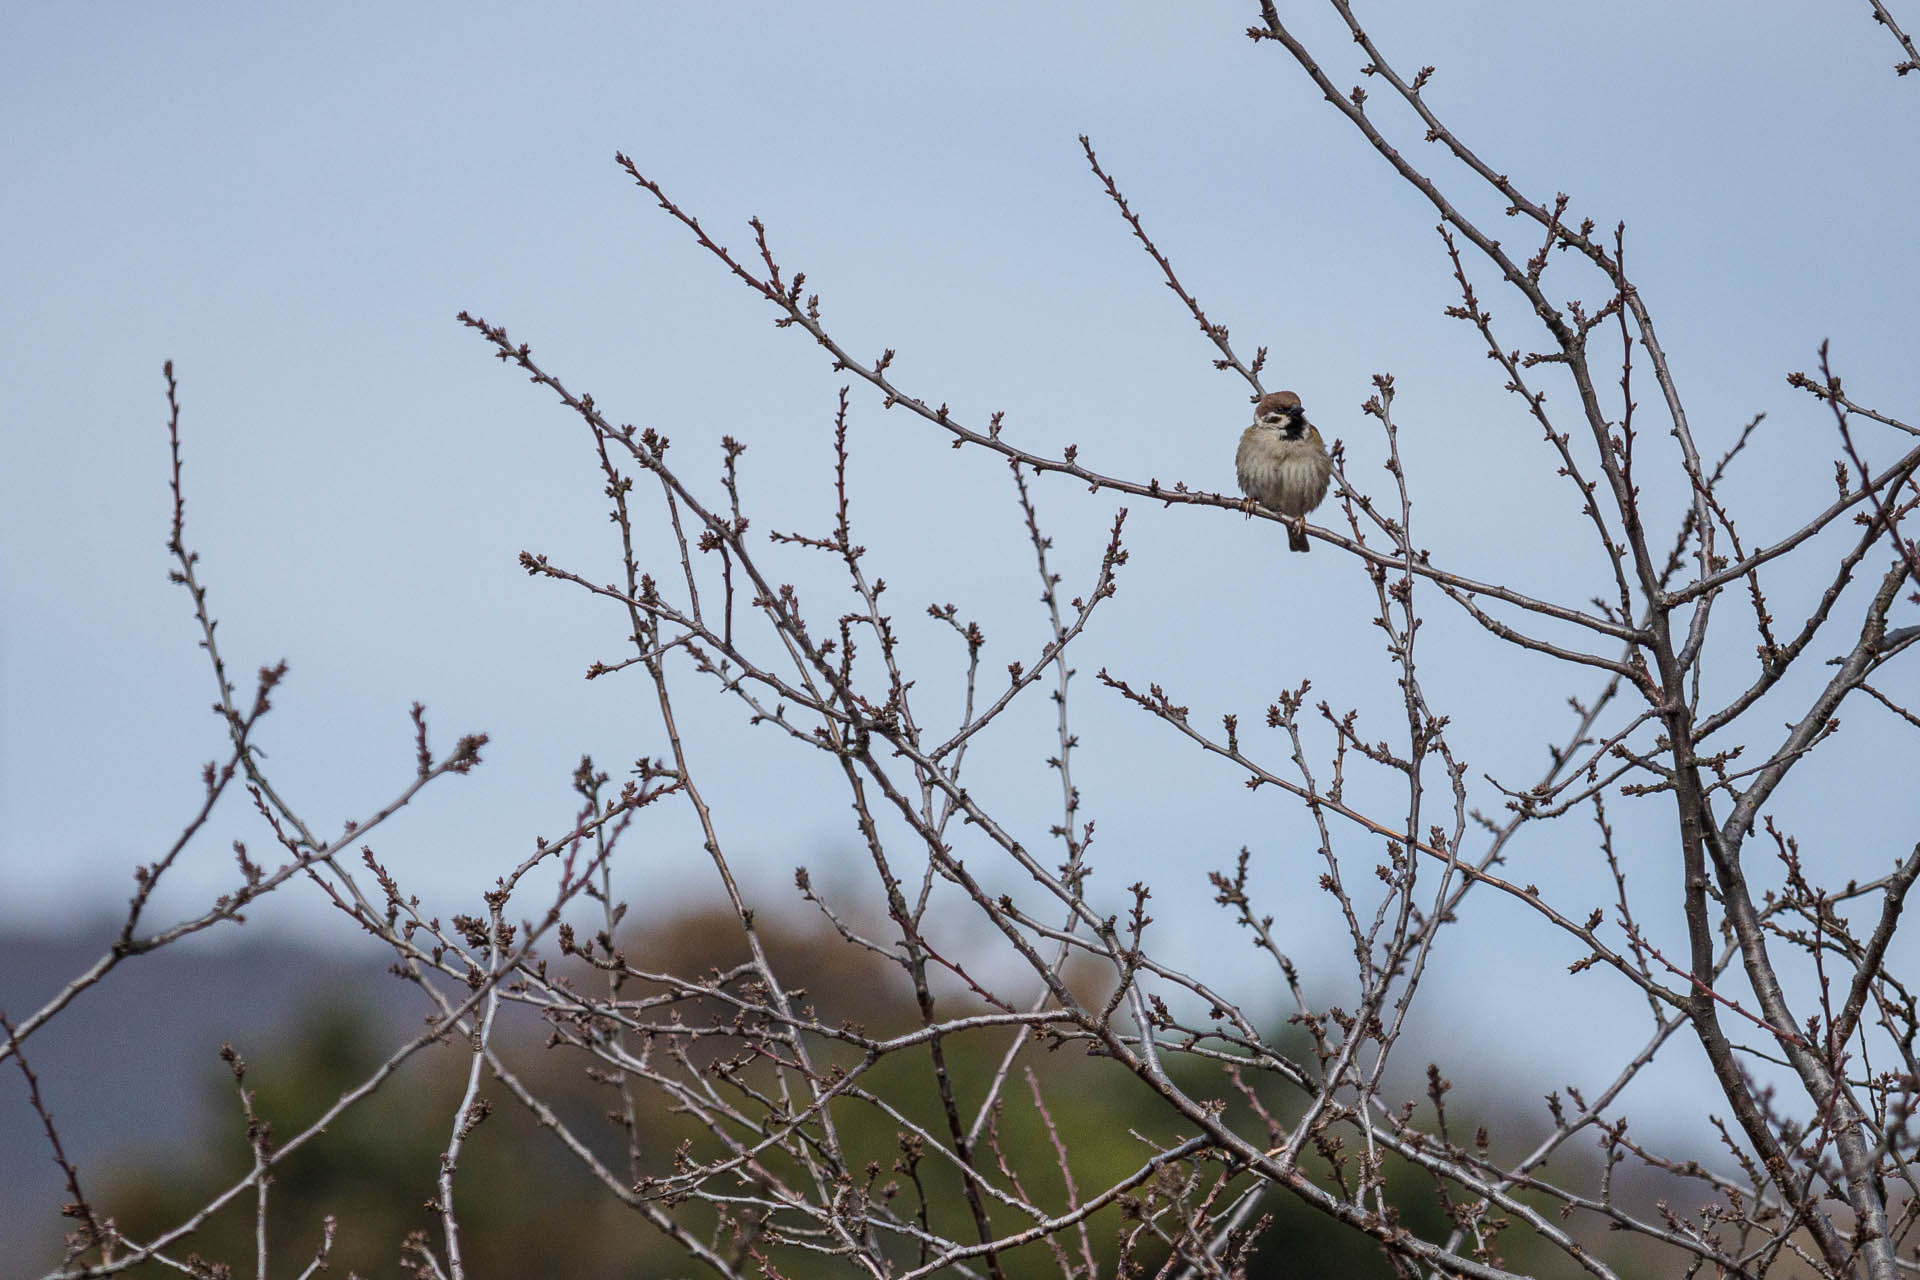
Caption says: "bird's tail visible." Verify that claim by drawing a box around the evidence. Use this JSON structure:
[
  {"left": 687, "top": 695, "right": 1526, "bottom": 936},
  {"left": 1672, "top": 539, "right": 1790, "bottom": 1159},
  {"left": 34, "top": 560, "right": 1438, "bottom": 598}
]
[{"left": 1289, "top": 523, "right": 1310, "bottom": 553}]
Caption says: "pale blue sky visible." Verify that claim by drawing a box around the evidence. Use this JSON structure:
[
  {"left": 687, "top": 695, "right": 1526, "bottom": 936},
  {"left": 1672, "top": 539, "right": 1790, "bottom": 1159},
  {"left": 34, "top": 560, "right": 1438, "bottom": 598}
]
[{"left": 4, "top": 4, "right": 1918, "bottom": 1118}]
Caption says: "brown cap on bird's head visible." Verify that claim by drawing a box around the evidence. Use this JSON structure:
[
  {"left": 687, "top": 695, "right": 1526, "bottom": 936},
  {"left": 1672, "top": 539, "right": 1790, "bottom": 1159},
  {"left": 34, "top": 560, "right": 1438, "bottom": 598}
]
[{"left": 1255, "top": 391, "right": 1302, "bottom": 416}]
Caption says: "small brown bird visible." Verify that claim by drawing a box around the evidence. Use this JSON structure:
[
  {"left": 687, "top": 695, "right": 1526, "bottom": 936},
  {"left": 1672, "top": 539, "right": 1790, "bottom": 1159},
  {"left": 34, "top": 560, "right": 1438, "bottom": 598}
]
[{"left": 1236, "top": 390, "right": 1332, "bottom": 552}]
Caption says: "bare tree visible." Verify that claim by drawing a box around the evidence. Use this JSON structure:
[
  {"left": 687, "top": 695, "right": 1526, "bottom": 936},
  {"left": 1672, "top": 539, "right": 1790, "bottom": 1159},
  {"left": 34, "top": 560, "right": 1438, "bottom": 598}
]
[{"left": 8, "top": 5, "right": 1920, "bottom": 1278}]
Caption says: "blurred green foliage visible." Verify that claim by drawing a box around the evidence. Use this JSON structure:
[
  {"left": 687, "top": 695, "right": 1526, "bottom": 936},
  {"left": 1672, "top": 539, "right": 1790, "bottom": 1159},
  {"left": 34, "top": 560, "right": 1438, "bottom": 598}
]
[{"left": 80, "top": 909, "right": 1609, "bottom": 1277}]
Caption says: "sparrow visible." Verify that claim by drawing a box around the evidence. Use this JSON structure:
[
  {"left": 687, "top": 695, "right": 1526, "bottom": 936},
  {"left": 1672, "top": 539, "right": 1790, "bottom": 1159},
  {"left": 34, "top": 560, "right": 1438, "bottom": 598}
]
[{"left": 1236, "top": 390, "right": 1331, "bottom": 552}]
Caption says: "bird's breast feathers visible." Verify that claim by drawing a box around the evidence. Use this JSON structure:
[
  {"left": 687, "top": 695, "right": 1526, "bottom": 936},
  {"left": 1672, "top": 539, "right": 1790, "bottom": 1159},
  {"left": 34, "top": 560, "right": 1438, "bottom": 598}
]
[{"left": 1237, "top": 425, "right": 1330, "bottom": 516}]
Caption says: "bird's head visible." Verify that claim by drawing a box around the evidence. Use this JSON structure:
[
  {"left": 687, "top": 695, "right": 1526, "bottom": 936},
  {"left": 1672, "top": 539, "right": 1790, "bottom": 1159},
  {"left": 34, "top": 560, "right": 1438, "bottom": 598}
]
[{"left": 1254, "top": 390, "right": 1308, "bottom": 440}]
